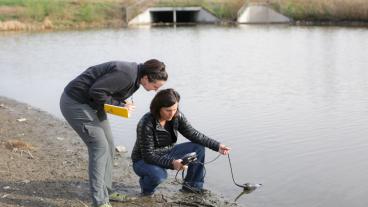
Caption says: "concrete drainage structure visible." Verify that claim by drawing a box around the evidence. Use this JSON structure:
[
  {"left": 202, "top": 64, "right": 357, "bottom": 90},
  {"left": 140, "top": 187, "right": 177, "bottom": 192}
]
[
  {"left": 129, "top": 7, "right": 219, "bottom": 25},
  {"left": 237, "top": 3, "right": 291, "bottom": 24}
]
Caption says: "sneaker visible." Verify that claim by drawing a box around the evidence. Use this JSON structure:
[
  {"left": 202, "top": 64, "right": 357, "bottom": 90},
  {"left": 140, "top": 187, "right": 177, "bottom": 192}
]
[
  {"left": 109, "top": 192, "right": 135, "bottom": 202},
  {"left": 180, "top": 185, "right": 209, "bottom": 194},
  {"left": 140, "top": 192, "right": 154, "bottom": 198},
  {"left": 98, "top": 203, "right": 112, "bottom": 207}
]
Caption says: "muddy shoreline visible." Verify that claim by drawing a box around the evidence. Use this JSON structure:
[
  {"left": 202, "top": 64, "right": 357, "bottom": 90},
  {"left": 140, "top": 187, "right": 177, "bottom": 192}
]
[{"left": 0, "top": 96, "right": 239, "bottom": 207}]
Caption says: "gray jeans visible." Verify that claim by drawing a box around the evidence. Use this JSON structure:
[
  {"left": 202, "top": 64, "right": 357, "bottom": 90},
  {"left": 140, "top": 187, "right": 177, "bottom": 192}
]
[{"left": 60, "top": 92, "right": 114, "bottom": 206}]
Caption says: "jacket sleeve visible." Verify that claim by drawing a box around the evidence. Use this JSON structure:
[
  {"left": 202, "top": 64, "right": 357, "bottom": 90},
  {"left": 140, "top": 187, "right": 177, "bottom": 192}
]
[
  {"left": 88, "top": 71, "right": 132, "bottom": 107},
  {"left": 177, "top": 113, "right": 220, "bottom": 152},
  {"left": 137, "top": 119, "right": 175, "bottom": 169}
]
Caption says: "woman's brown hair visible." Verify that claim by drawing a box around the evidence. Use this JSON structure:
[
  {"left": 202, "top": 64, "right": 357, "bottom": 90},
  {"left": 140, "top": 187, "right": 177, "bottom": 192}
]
[
  {"left": 141, "top": 59, "right": 168, "bottom": 82},
  {"left": 150, "top": 88, "right": 180, "bottom": 120}
]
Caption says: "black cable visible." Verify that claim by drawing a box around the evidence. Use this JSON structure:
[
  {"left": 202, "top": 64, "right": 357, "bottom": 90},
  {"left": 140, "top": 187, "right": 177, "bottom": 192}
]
[
  {"left": 175, "top": 153, "right": 250, "bottom": 194},
  {"left": 227, "top": 153, "right": 245, "bottom": 188},
  {"left": 204, "top": 153, "right": 221, "bottom": 164}
]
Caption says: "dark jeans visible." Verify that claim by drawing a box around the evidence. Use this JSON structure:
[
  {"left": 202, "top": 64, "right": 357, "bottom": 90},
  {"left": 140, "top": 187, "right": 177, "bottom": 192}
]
[{"left": 133, "top": 142, "right": 205, "bottom": 194}]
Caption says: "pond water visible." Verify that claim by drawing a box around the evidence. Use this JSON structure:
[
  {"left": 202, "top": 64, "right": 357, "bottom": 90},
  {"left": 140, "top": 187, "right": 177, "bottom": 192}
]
[{"left": 1, "top": 25, "right": 368, "bottom": 207}]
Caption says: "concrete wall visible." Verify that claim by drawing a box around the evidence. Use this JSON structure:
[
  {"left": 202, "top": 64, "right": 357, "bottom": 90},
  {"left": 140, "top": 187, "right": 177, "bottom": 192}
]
[
  {"left": 129, "top": 9, "right": 151, "bottom": 25},
  {"left": 196, "top": 7, "right": 220, "bottom": 23},
  {"left": 238, "top": 3, "right": 291, "bottom": 24}
]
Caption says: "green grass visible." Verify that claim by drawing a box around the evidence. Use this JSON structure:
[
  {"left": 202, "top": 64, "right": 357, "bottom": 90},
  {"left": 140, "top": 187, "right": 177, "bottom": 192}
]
[
  {"left": 22, "top": 0, "right": 66, "bottom": 22},
  {"left": 0, "top": 0, "right": 124, "bottom": 28},
  {"left": 0, "top": 0, "right": 26, "bottom": 6}
]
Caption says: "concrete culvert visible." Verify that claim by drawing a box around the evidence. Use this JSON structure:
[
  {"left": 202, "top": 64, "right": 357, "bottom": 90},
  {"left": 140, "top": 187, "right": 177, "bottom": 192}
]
[{"left": 129, "top": 7, "right": 219, "bottom": 25}]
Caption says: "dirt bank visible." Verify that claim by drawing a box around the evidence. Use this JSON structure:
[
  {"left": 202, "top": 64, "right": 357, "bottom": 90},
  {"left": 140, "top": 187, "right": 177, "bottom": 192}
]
[{"left": 0, "top": 96, "right": 239, "bottom": 207}]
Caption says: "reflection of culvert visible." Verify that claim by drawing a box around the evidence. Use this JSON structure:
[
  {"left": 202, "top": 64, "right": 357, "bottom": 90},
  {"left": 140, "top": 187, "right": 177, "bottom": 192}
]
[{"left": 129, "top": 7, "right": 219, "bottom": 25}]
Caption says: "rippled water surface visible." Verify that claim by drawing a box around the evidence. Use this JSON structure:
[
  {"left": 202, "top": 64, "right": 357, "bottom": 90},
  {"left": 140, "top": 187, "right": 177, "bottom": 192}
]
[{"left": 1, "top": 25, "right": 368, "bottom": 207}]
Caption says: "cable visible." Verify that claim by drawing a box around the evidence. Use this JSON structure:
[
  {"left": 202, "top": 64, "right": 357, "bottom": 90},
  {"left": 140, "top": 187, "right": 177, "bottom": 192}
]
[
  {"left": 227, "top": 153, "right": 244, "bottom": 188},
  {"left": 204, "top": 153, "right": 221, "bottom": 164},
  {"left": 175, "top": 153, "right": 247, "bottom": 189}
]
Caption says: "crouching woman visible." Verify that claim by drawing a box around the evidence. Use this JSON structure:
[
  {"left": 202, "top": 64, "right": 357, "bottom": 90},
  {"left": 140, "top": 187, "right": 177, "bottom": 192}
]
[{"left": 131, "top": 88, "right": 230, "bottom": 196}]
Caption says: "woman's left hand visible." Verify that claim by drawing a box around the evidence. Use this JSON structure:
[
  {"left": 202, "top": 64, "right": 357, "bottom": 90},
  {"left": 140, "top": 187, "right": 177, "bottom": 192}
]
[{"left": 219, "top": 144, "right": 231, "bottom": 155}]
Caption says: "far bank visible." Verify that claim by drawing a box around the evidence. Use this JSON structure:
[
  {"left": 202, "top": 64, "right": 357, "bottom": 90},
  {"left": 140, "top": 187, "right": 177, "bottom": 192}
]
[{"left": 0, "top": 0, "right": 367, "bottom": 31}]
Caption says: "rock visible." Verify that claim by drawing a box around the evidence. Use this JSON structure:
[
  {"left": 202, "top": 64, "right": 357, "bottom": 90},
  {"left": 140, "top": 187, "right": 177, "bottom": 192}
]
[
  {"left": 56, "top": 137, "right": 64, "bottom": 141},
  {"left": 115, "top": 145, "right": 128, "bottom": 153},
  {"left": 16, "top": 118, "right": 27, "bottom": 122},
  {"left": 22, "top": 180, "right": 30, "bottom": 184},
  {"left": 1, "top": 194, "right": 9, "bottom": 198}
]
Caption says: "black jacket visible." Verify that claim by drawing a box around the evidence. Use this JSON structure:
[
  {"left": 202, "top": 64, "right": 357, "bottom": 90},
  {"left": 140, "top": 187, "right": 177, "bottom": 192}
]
[
  {"left": 131, "top": 112, "right": 220, "bottom": 169},
  {"left": 64, "top": 61, "right": 141, "bottom": 120}
]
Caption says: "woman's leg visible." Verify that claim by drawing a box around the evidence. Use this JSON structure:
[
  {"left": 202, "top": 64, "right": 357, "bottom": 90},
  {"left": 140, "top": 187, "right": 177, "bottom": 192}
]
[
  {"left": 167, "top": 142, "right": 205, "bottom": 189},
  {"left": 132, "top": 160, "right": 168, "bottom": 195},
  {"left": 100, "top": 119, "right": 114, "bottom": 193},
  {"left": 60, "top": 92, "right": 110, "bottom": 206}
]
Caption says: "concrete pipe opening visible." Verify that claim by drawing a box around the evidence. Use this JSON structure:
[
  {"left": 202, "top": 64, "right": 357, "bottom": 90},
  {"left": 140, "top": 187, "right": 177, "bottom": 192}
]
[
  {"left": 176, "top": 11, "right": 199, "bottom": 23},
  {"left": 151, "top": 11, "right": 173, "bottom": 23}
]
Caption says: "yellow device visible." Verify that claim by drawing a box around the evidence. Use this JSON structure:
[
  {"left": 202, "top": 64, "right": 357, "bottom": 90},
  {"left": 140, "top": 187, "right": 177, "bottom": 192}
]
[{"left": 104, "top": 104, "right": 130, "bottom": 118}]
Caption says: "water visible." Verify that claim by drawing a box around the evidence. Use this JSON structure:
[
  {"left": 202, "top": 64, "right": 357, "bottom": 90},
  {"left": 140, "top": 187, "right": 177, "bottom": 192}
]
[{"left": 1, "top": 25, "right": 368, "bottom": 207}]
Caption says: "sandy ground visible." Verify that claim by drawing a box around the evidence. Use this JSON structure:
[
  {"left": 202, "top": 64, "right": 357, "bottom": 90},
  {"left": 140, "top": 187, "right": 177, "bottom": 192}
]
[{"left": 0, "top": 96, "right": 239, "bottom": 207}]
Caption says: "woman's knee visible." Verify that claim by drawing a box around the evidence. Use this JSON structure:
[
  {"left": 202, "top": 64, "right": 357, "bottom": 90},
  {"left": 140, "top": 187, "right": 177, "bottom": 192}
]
[
  {"left": 191, "top": 143, "right": 205, "bottom": 155},
  {"left": 150, "top": 171, "right": 168, "bottom": 185}
]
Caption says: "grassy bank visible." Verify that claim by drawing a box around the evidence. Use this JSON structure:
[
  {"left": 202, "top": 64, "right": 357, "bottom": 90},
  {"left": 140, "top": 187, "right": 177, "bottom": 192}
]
[
  {"left": 1, "top": 0, "right": 367, "bottom": 31},
  {"left": 268, "top": 0, "right": 368, "bottom": 22},
  {"left": 0, "top": 0, "right": 131, "bottom": 30}
]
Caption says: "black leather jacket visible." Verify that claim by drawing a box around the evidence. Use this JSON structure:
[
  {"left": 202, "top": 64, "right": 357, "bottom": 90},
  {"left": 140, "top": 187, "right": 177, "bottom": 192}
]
[{"left": 131, "top": 112, "right": 220, "bottom": 169}]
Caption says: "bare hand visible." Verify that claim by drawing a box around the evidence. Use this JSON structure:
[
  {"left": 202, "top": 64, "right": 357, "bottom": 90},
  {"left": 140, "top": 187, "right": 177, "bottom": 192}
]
[
  {"left": 219, "top": 144, "right": 231, "bottom": 155},
  {"left": 124, "top": 101, "right": 136, "bottom": 112},
  {"left": 172, "top": 159, "right": 188, "bottom": 171}
]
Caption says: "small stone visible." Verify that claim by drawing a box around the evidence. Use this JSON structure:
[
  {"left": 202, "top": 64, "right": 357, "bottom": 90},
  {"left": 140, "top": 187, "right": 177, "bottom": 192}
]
[
  {"left": 3, "top": 186, "right": 10, "bottom": 190},
  {"left": 1, "top": 194, "right": 9, "bottom": 198},
  {"left": 16, "top": 118, "right": 27, "bottom": 122},
  {"left": 56, "top": 137, "right": 64, "bottom": 141},
  {"left": 115, "top": 145, "right": 127, "bottom": 153}
]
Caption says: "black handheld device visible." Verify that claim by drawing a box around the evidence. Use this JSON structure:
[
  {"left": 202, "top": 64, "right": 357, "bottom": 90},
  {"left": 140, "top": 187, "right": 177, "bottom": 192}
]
[{"left": 180, "top": 152, "right": 197, "bottom": 165}]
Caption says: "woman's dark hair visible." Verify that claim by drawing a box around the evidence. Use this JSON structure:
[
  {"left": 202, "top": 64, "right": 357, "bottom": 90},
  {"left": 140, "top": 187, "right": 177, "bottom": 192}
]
[
  {"left": 150, "top": 88, "right": 180, "bottom": 120},
  {"left": 141, "top": 59, "right": 168, "bottom": 82}
]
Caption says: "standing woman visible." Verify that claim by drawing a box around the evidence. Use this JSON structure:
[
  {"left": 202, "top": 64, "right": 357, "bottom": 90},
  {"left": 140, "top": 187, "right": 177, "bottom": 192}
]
[
  {"left": 131, "top": 88, "right": 230, "bottom": 196},
  {"left": 60, "top": 59, "right": 168, "bottom": 207}
]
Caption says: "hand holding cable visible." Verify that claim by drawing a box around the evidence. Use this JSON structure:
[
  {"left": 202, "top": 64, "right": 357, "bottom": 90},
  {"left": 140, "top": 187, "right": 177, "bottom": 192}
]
[
  {"left": 219, "top": 143, "right": 231, "bottom": 155},
  {"left": 172, "top": 159, "right": 188, "bottom": 171}
]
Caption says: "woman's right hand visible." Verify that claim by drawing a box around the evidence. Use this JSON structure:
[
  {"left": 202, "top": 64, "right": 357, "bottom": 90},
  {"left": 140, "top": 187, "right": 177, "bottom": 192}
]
[
  {"left": 172, "top": 159, "right": 188, "bottom": 171},
  {"left": 124, "top": 101, "right": 136, "bottom": 112}
]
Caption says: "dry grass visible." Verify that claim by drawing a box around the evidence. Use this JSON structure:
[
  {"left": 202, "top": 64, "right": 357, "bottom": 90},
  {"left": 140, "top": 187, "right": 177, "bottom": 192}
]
[{"left": 5, "top": 139, "right": 34, "bottom": 151}]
